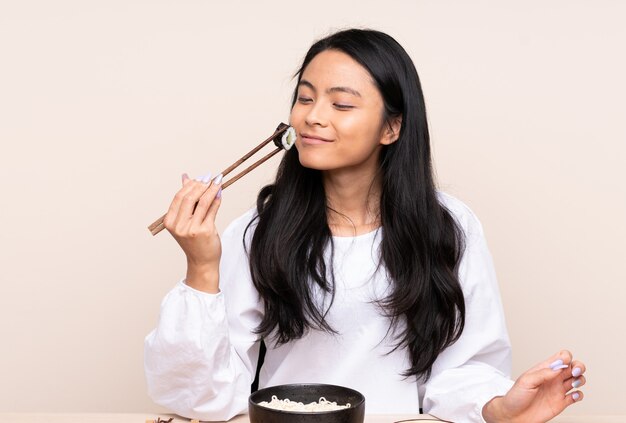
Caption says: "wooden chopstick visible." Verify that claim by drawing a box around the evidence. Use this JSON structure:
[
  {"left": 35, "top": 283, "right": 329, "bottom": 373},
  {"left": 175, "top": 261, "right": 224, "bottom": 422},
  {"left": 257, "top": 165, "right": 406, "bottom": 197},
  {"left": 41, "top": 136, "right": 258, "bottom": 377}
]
[
  {"left": 220, "top": 124, "right": 288, "bottom": 177},
  {"left": 148, "top": 147, "right": 281, "bottom": 236},
  {"left": 147, "top": 123, "right": 289, "bottom": 236},
  {"left": 222, "top": 147, "right": 281, "bottom": 189}
]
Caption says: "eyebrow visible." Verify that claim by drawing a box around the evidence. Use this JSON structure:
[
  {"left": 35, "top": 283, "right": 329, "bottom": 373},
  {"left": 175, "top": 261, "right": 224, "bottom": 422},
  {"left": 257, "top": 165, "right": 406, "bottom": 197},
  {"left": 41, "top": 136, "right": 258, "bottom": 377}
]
[{"left": 298, "top": 79, "right": 362, "bottom": 98}]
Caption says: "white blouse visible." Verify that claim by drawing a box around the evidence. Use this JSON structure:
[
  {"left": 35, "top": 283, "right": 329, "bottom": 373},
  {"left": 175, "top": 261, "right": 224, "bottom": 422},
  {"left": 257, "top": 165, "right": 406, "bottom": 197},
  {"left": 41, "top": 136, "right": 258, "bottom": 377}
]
[{"left": 144, "top": 192, "right": 515, "bottom": 422}]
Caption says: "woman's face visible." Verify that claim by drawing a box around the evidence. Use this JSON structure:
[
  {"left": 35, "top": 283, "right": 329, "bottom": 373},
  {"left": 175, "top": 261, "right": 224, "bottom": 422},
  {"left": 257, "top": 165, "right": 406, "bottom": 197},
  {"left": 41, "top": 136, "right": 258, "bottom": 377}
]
[{"left": 289, "top": 49, "right": 397, "bottom": 172}]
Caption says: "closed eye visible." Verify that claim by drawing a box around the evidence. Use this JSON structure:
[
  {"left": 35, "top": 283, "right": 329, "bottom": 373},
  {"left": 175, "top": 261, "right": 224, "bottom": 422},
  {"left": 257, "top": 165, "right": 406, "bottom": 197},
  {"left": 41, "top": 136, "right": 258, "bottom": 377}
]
[{"left": 334, "top": 104, "right": 354, "bottom": 110}]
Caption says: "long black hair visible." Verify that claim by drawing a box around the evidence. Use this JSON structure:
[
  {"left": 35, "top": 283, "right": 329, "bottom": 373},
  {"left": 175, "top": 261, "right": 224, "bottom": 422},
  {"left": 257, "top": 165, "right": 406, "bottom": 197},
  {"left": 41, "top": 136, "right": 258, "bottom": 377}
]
[{"left": 245, "top": 28, "right": 466, "bottom": 382}]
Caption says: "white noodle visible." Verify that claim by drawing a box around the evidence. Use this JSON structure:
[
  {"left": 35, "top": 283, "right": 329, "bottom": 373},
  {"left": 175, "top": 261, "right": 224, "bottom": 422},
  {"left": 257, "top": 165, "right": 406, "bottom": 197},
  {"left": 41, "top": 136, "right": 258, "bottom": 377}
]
[{"left": 258, "top": 395, "right": 351, "bottom": 412}]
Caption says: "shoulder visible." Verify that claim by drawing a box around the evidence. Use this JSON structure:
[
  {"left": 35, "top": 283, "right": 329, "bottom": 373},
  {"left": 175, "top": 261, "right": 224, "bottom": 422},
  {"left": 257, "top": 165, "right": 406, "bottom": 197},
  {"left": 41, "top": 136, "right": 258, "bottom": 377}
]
[
  {"left": 436, "top": 190, "right": 485, "bottom": 242},
  {"left": 436, "top": 192, "right": 500, "bottom": 297}
]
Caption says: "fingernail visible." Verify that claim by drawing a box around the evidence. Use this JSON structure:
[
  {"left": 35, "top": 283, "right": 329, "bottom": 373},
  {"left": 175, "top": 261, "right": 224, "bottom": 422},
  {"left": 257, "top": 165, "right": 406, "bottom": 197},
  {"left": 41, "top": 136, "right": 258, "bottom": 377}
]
[
  {"left": 572, "top": 378, "right": 582, "bottom": 389},
  {"left": 550, "top": 359, "right": 563, "bottom": 368},
  {"left": 195, "top": 172, "right": 212, "bottom": 183},
  {"left": 201, "top": 172, "right": 213, "bottom": 184},
  {"left": 549, "top": 359, "right": 565, "bottom": 370},
  {"left": 213, "top": 174, "right": 223, "bottom": 185},
  {"left": 216, "top": 187, "right": 222, "bottom": 199},
  {"left": 572, "top": 392, "right": 580, "bottom": 401},
  {"left": 572, "top": 367, "right": 582, "bottom": 377},
  {"left": 182, "top": 173, "right": 189, "bottom": 182},
  {"left": 552, "top": 364, "right": 568, "bottom": 371}
]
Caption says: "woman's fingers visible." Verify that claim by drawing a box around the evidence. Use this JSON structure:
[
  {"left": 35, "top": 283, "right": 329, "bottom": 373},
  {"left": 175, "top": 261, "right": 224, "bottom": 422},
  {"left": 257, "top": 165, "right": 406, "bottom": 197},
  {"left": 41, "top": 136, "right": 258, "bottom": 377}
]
[
  {"left": 502, "top": 350, "right": 585, "bottom": 421},
  {"left": 203, "top": 185, "right": 223, "bottom": 226},
  {"left": 563, "top": 360, "right": 587, "bottom": 391},
  {"left": 518, "top": 350, "right": 580, "bottom": 390},
  {"left": 194, "top": 172, "right": 212, "bottom": 184},
  {"left": 568, "top": 390, "right": 584, "bottom": 403},
  {"left": 190, "top": 174, "right": 223, "bottom": 228},
  {"left": 163, "top": 171, "right": 221, "bottom": 236},
  {"left": 519, "top": 365, "right": 566, "bottom": 390},
  {"left": 174, "top": 181, "right": 212, "bottom": 229},
  {"left": 569, "top": 360, "right": 586, "bottom": 378},
  {"left": 164, "top": 175, "right": 203, "bottom": 230},
  {"left": 527, "top": 350, "right": 573, "bottom": 374},
  {"left": 553, "top": 388, "right": 584, "bottom": 416},
  {"left": 163, "top": 169, "right": 223, "bottom": 254},
  {"left": 563, "top": 374, "right": 586, "bottom": 391}
]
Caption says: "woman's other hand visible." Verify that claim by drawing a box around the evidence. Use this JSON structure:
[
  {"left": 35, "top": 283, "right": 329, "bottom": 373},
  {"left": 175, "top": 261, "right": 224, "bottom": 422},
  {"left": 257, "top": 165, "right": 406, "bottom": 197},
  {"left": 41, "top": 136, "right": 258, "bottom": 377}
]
[
  {"left": 163, "top": 172, "right": 223, "bottom": 293},
  {"left": 483, "top": 350, "right": 586, "bottom": 423}
]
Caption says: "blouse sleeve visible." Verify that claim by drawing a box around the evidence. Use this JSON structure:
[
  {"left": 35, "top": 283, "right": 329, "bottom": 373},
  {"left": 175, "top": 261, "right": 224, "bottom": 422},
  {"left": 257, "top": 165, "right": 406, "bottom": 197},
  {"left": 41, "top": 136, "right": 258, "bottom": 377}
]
[
  {"left": 422, "top": 196, "right": 515, "bottom": 422},
  {"left": 143, "top": 209, "right": 263, "bottom": 421}
]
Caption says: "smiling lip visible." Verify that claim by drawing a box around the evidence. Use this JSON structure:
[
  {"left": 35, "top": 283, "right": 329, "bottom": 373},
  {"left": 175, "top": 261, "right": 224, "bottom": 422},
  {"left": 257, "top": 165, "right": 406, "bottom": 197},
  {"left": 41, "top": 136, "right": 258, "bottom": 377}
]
[{"left": 301, "top": 133, "right": 333, "bottom": 144}]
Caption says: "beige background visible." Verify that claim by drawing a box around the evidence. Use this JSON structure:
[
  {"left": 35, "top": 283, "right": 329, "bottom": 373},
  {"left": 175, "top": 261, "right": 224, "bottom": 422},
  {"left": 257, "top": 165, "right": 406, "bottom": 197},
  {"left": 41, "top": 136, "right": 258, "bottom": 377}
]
[{"left": 1, "top": 0, "right": 624, "bottom": 416}]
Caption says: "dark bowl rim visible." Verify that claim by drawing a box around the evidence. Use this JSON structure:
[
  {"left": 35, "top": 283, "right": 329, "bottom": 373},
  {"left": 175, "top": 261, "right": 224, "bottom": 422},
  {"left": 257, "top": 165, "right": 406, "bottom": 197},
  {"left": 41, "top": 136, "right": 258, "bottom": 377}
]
[{"left": 248, "top": 383, "right": 365, "bottom": 415}]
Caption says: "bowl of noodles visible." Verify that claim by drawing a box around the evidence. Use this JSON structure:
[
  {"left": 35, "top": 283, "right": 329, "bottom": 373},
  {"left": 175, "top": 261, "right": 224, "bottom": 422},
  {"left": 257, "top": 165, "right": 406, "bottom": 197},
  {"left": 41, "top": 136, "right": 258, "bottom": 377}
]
[{"left": 248, "top": 383, "right": 365, "bottom": 423}]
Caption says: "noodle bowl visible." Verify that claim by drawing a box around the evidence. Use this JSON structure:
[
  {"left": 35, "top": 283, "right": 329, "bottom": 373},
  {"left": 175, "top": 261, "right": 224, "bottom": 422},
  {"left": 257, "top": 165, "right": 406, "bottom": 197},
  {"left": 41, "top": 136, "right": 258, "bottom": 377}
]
[{"left": 249, "top": 383, "right": 365, "bottom": 423}]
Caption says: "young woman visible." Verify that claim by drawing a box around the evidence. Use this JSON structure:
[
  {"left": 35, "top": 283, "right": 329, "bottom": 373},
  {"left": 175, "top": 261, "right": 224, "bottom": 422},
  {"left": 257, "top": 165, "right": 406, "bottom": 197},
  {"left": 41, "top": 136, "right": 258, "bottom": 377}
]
[{"left": 144, "top": 29, "right": 586, "bottom": 422}]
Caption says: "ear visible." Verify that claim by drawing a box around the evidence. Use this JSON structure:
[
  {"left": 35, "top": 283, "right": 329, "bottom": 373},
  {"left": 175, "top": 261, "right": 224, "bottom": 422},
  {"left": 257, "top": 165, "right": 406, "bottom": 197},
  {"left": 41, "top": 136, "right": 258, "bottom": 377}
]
[{"left": 380, "top": 115, "right": 402, "bottom": 146}]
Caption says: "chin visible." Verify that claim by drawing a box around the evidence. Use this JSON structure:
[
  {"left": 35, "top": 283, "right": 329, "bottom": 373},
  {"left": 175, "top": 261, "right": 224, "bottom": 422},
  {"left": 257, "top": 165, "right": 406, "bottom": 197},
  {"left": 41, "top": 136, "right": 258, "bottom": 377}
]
[
  {"left": 297, "top": 158, "right": 332, "bottom": 171},
  {"left": 296, "top": 152, "right": 334, "bottom": 171}
]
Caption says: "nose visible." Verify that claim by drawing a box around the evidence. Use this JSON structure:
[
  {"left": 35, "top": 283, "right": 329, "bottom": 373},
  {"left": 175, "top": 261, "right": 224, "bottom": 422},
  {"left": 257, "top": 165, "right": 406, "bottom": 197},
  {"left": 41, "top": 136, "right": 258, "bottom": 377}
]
[{"left": 304, "top": 99, "right": 328, "bottom": 127}]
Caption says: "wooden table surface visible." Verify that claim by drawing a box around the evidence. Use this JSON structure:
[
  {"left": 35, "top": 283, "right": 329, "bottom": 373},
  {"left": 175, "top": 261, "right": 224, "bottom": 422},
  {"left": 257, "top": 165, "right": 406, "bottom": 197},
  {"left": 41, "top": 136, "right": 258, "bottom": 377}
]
[{"left": 1, "top": 413, "right": 624, "bottom": 423}]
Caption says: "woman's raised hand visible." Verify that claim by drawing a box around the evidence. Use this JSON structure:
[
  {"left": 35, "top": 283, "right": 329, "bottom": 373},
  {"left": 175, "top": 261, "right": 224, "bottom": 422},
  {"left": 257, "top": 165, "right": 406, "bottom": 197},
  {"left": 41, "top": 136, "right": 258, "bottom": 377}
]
[
  {"left": 163, "top": 172, "right": 223, "bottom": 293},
  {"left": 483, "top": 350, "right": 586, "bottom": 423}
]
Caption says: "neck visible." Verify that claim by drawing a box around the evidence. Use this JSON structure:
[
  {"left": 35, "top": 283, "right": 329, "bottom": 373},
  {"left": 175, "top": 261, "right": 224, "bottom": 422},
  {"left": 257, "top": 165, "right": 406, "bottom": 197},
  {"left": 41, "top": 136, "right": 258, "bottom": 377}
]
[{"left": 323, "top": 166, "right": 382, "bottom": 236}]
